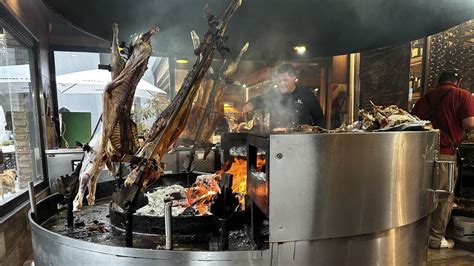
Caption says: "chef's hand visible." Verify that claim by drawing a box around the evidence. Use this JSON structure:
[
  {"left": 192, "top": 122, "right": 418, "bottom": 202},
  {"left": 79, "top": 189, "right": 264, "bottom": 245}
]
[{"left": 242, "top": 102, "right": 254, "bottom": 114}]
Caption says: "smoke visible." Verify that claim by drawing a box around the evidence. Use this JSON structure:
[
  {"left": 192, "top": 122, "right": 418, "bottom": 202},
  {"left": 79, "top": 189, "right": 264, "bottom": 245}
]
[{"left": 46, "top": 0, "right": 474, "bottom": 60}]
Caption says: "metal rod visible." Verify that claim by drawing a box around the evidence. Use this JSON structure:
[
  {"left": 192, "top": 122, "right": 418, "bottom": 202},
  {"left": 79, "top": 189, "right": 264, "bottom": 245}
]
[
  {"left": 28, "top": 181, "right": 37, "bottom": 220},
  {"left": 218, "top": 219, "right": 229, "bottom": 251},
  {"left": 447, "top": 161, "right": 455, "bottom": 193},
  {"left": 67, "top": 196, "right": 74, "bottom": 228},
  {"left": 125, "top": 210, "right": 133, "bottom": 247},
  {"left": 164, "top": 202, "right": 173, "bottom": 250}
]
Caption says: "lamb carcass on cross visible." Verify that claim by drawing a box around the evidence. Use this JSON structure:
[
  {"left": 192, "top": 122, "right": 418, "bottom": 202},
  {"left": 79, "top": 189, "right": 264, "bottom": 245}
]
[{"left": 73, "top": 24, "right": 159, "bottom": 211}]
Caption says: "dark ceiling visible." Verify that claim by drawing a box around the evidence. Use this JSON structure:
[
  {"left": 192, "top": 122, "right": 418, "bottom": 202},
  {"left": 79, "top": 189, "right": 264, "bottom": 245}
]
[{"left": 42, "top": 0, "right": 473, "bottom": 61}]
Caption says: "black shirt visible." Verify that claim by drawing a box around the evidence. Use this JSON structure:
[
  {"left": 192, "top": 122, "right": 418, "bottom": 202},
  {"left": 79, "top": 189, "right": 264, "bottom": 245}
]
[{"left": 249, "top": 86, "right": 325, "bottom": 129}]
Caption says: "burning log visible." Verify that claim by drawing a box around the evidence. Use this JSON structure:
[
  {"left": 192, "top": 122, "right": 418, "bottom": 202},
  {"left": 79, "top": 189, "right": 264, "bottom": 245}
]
[
  {"left": 73, "top": 24, "right": 159, "bottom": 211},
  {"left": 116, "top": 0, "right": 243, "bottom": 213}
]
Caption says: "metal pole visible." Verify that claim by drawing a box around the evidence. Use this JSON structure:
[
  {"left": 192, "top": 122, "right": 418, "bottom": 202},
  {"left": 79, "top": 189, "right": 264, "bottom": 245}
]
[
  {"left": 28, "top": 181, "right": 37, "bottom": 220},
  {"left": 67, "top": 196, "right": 74, "bottom": 228},
  {"left": 447, "top": 161, "right": 455, "bottom": 193},
  {"left": 164, "top": 202, "right": 173, "bottom": 250},
  {"left": 125, "top": 210, "right": 133, "bottom": 247}
]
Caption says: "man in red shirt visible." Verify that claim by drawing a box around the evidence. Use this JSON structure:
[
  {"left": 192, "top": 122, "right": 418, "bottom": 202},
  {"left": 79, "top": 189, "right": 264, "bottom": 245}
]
[{"left": 412, "top": 71, "right": 474, "bottom": 249}]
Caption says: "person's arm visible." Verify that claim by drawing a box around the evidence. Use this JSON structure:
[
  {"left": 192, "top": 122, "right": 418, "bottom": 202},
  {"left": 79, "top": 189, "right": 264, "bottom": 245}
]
[
  {"left": 303, "top": 89, "right": 325, "bottom": 127},
  {"left": 459, "top": 93, "right": 474, "bottom": 131},
  {"left": 463, "top": 117, "right": 474, "bottom": 131}
]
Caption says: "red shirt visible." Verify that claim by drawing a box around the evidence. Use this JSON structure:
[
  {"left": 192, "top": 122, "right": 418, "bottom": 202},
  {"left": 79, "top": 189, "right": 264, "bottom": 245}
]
[{"left": 412, "top": 82, "right": 474, "bottom": 155}]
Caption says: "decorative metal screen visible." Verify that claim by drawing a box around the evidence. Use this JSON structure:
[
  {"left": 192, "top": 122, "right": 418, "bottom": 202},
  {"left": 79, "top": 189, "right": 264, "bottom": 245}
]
[
  {"left": 359, "top": 44, "right": 411, "bottom": 110},
  {"left": 427, "top": 19, "right": 474, "bottom": 92}
]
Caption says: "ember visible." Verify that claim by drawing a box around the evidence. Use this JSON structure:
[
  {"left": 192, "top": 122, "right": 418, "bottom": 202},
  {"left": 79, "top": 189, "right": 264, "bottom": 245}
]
[
  {"left": 137, "top": 155, "right": 265, "bottom": 216},
  {"left": 185, "top": 175, "right": 221, "bottom": 215}
]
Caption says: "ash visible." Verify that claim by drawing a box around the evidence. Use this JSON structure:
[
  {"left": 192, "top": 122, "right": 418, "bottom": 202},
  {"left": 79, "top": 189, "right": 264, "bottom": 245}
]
[
  {"left": 136, "top": 184, "right": 187, "bottom": 216},
  {"left": 41, "top": 199, "right": 258, "bottom": 251},
  {"left": 42, "top": 201, "right": 125, "bottom": 247}
]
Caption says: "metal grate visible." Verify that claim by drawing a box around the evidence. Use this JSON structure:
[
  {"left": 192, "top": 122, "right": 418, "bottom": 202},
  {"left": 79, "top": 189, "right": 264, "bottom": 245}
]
[
  {"left": 191, "top": 158, "right": 215, "bottom": 173},
  {"left": 428, "top": 20, "right": 474, "bottom": 92}
]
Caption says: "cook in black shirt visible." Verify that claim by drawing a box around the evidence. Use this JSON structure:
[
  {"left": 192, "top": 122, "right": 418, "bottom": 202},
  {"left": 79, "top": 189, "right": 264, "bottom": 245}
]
[{"left": 242, "top": 64, "right": 325, "bottom": 130}]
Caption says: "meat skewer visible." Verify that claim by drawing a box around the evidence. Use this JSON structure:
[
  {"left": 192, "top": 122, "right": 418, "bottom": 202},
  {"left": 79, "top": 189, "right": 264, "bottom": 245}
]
[
  {"left": 182, "top": 42, "right": 249, "bottom": 171},
  {"left": 174, "top": 31, "right": 216, "bottom": 148},
  {"left": 73, "top": 24, "right": 159, "bottom": 211},
  {"left": 115, "top": 0, "right": 242, "bottom": 212}
]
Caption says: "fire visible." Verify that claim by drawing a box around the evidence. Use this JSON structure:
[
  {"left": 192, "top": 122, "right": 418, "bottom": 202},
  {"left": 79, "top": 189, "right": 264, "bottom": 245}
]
[
  {"left": 221, "top": 155, "right": 266, "bottom": 207},
  {"left": 185, "top": 175, "right": 220, "bottom": 215},
  {"left": 182, "top": 155, "right": 266, "bottom": 215},
  {"left": 226, "top": 158, "right": 248, "bottom": 195}
]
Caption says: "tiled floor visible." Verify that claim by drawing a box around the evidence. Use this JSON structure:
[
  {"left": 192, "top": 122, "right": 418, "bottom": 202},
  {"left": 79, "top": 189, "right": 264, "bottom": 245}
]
[{"left": 428, "top": 246, "right": 474, "bottom": 265}]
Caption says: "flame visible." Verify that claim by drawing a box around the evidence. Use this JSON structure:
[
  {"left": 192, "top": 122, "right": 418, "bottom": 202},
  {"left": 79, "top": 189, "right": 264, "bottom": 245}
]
[
  {"left": 182, "top": 155, "right": 266, "bottom": 215},
  {"left": 185, "top": 175, "right": 220, "bottom": 215},
  {"left": 220, "top": 155, "right": 266, "bottom": 208},
  {"left": 226, "top": 158, "right": 248, "bottom": 195}
]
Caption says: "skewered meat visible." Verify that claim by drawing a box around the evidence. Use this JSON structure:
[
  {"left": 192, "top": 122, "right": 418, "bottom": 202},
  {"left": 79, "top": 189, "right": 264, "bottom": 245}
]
[
  {"left": 194, "top": 43, "right": 248, "bottom": 145},
  {"left": 73, "top": 25, "right": 159, "bottom": 210},
  {"left": 176, "top": 32, "right": 215, "bottom": 146},
  {"left": 73, "top": 127, "right": 101, "bottom": 211},
  {"left": 177, "top": 39, "right": 248, "bottom": 154},
  {"left": 123, "top": 0, "right": 242, "bottom": 192}
]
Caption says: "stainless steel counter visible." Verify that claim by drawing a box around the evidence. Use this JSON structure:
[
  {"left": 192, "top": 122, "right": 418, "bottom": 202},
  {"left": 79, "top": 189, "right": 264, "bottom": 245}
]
[{"left": 45, "top": 149, "right": 113, "bottom": 193}]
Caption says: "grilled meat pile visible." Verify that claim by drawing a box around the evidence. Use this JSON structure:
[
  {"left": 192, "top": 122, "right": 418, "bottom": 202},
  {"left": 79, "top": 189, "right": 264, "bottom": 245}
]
[{"left": 281, "top": 103, "right": 431, "bottom": 134}]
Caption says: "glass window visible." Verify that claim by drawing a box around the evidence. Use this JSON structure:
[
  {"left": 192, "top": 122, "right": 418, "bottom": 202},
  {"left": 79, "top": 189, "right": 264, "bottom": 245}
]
[
  {"left": 0, "top": 28, "right": 43, "bottom": 204},
  {"left": 54, "top": 51, "right": 170, "bottom": 144}
]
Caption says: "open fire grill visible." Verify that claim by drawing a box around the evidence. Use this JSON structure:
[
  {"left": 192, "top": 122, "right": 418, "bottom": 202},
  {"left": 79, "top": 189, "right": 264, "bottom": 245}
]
[{"left": 30, "top": 131, "right": 442, "bottom": 265}]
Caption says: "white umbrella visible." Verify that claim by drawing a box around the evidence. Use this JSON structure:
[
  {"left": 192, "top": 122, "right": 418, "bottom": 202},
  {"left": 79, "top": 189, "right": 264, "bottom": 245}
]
[
  {"left": 0, "top": 64, "right": 31, "bottom": 94},
  {"left": 0, "top": 64, "right": 31, "bottom": 83},
  {"left": 56, "top": 69, "right": 166, "bottom": 97}
]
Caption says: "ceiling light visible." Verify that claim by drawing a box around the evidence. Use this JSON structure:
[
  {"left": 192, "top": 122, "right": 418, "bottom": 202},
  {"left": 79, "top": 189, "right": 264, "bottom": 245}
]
[
  {"left": 176, "top": 59, "right": 189, "bottom": 64},
  {"left": 294, "top": 45, "right": 307, "bottom": 55},
  {"left": 242, "top": 84, "right": 247, "bottom": 88}
]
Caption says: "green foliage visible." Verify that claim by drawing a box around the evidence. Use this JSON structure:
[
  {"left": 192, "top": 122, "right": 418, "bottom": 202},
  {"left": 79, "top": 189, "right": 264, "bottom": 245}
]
[
  {"left": 1, "top": 140, "right": 14, "bottom": 146},
  {"left": 133, "top": 95, "right": 170, "bottom": 135}
]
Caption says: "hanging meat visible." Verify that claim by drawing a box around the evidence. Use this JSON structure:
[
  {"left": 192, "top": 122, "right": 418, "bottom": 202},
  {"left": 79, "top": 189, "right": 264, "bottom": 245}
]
[
  {"left": 115, "top": 0, "right": 242, "bottom": 211},
  {"left": 174, "top": 31, "right": 216, "bottom": 147},
  {"left": 178, "top": 42, "right": 249, "bottom": 172},
  {"left": 73, "top": 24, "right": 159, "bottom": 211},
  {"left": 177, "top": 37, "right": 248, "bottom": 152},
  {"left": 192, "top": 42, "right": 249, "bottom": 147}
]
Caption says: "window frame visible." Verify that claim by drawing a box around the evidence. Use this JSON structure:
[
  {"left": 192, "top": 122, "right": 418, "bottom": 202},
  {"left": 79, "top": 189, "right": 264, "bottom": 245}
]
[
  {"left": 0, "top": 5, "right": 48, "bottom": 219},
  {"left": 48, "top": 45, "right": 112, "bottom": 139},
  {"left": 49, "top": 46, "right": 173, "bottom": 135}
]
